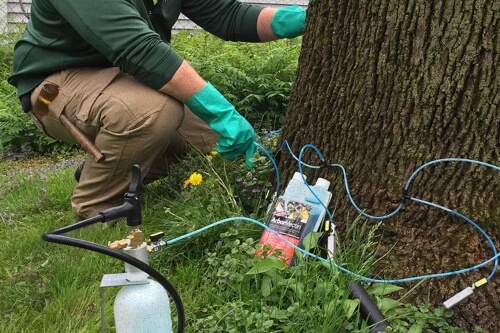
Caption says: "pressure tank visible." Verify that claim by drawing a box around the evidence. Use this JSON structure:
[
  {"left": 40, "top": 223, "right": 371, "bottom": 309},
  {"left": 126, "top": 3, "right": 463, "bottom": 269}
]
[{"left": 113, "top": 242, "right": 173, "bottom": 333}]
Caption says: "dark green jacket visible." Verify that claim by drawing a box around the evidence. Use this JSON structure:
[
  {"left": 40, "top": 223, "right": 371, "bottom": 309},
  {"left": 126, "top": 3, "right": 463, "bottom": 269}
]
[{"left": 8, "top": 0, "right": 263, "bottom": 96}]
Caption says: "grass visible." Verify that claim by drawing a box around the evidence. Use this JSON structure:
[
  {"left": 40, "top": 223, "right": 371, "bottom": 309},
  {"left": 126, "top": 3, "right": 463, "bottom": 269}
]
[
  {"left": 0, "top": 155, "right": 123, "bottom": 332},
  {"left": 0, "top": 145, "right": 476, "bottom": 333}
]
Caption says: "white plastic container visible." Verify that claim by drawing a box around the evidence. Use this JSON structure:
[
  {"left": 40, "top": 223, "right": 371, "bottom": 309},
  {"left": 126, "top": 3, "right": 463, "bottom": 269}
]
[
  {"left": 283, "top": 172, "right": 332, "bottom": 233},
  {"left": 113, "top": 243, "right": 173, "bottom": 333},
  {"left": 302, "top": 177, "right": 333, "bottom": 233},
  {"left": 259, "top": 172, "right": 332, "bottom": 266}
]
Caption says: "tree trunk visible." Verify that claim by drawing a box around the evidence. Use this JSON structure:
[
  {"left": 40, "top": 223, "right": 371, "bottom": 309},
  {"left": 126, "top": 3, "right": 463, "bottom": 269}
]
[{"left": 280, "top": 0, "right": 499, "bottom": 331}]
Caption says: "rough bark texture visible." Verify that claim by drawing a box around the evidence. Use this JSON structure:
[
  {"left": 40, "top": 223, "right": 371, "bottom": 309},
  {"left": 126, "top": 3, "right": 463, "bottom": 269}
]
[{"left": 279, "top": 0, "right": 499, "bottom": 331}]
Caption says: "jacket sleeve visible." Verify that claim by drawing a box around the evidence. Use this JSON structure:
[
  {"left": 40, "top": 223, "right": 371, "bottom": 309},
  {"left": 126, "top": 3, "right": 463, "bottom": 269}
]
[
  {"left": 181, "top": 0, "right": 264, "bottom": 42},
  {"left": 49, "top": 0, "right": 183, "bottom": 89}
]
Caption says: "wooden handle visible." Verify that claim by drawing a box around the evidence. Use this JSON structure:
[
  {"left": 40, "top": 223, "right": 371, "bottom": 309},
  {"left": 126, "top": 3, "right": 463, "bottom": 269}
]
[
  {"left": 59, "top": 113, "right": 105, "bottom": 163},
  {"left": 34, "top": 83, "right": 105, "bottom": 163}
]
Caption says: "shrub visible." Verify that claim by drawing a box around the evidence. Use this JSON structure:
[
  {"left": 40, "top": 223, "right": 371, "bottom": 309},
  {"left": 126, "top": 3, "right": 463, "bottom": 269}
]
[{"left": 0, "top": 33, "right": 76, "bottom": 157}]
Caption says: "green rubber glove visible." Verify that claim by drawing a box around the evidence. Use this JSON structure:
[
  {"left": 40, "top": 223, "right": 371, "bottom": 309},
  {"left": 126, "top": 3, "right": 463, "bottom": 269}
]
[
  {"left": 270, "top": 6, "right": 306, "bottom": 39},
  {"left": 186, "top": 83, "right": 257, "bottom": 169}
]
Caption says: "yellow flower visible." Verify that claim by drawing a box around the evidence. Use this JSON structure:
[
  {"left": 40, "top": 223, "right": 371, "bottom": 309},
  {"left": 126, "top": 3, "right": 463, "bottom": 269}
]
[
  {"left": 189, "top": 172, "right": 203, "bottom": 185},
  {"left": 205, "top": 150, "right": 218, "bottom": 162},
  {"left": 183, "top": 172, "right": 203, "bottom": 188}
]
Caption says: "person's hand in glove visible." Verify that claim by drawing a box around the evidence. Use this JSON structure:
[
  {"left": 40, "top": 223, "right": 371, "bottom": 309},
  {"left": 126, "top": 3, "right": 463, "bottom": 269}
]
[
  {"left": 186, "top": 82, "right": 257, "bottom": 169},
  {"left": 270, "top": 6, "right": 306, "bottom": 39}
]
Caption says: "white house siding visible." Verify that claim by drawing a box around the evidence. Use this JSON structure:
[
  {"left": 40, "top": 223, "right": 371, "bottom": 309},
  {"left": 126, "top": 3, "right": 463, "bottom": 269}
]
[
  {"left": 0, "top": 0, "right": 7, "bottom": 32},
  {"left": 6, "top": 0, "right": 30, "bottom": 27}
]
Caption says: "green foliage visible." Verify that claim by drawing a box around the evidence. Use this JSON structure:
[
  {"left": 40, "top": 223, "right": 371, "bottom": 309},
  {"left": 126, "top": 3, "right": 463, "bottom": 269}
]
[
  {"left": 0, "top": 34, "right": 76, "bottom": 157},
  {"left": 383, "top": 303, "right": 468, "bottom": 333},
  {"left": 147, "top": 135, "right": 277, "bottom": 221},
  {"left": 173, "top": 31, "right": 301, "bottom": 130},
  {"left": 233, "top": 134, "right": 280, "bottom": 215},
  {"left": 191, "top": 228, "right": 358, "bottom": 332}
]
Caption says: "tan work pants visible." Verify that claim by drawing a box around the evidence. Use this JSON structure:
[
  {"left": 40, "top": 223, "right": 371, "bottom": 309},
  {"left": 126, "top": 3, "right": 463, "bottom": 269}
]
[{"left": 31, "top": 67, "right": 217, "bottom": 219}]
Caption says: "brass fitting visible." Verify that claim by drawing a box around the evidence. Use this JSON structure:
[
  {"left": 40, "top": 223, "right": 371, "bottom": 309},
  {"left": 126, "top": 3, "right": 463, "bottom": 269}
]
[{"left": 108, "top": 229, "right": 144, "bottom": 249}]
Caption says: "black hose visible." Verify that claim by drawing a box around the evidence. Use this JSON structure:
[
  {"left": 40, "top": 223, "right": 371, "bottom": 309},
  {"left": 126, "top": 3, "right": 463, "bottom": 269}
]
[
  {"left": 349, "top": 281, "right": 388, "bottom": 333},
  {"left": 42, "top": 218, "right": 185, "bottom": 333}
]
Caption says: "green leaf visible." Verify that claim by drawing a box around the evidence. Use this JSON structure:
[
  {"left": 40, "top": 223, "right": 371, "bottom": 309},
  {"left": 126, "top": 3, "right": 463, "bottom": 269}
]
[
  {"left": 269, "top": 308, "right": 289, "bottom": 320},
  {"left": 294, "top": 248, "right": 303, "bottom": 262},
  {"left": 301, "top": 232, "right": 322, "bottom": 252},
  {"left": 378, "top": 298, "right": 402, "bottom": 312},
  {"left": 343, "top": 299, "right": 360, "bottom": 319},
  {"left": 261, "top": 275, "right": 272, "bottom": 297},
  {"left": 288, "top": 281, "right": 305, "bottom": 299},
  {"left": 408, "top": 323, "right": 423, "bottom": 333},
  {"left": 245, "top": 257, "right": 286, "bottom": 275},
  {"left": 368, "top": 283, "right": 404, "bottom": 296},
  {"left": 433, "top": 306, "right": 445, "bottom": 317}
]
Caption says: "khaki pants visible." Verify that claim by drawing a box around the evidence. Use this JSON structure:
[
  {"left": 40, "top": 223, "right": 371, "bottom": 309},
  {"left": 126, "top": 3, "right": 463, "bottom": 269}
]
[{"left": 31, "top": 67, "right": 217, "bottom": 219}]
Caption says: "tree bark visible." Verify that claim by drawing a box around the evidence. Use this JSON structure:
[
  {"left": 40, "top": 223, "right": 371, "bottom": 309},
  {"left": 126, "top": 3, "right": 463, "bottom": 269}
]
[{"left": 280, "top": 0, "right": 499, "bottom": 331}]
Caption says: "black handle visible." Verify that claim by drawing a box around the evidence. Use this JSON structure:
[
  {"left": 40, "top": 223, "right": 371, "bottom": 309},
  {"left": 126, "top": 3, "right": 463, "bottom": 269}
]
[{"left": 100, "top": 165, "right": 142, "bottom": 226}]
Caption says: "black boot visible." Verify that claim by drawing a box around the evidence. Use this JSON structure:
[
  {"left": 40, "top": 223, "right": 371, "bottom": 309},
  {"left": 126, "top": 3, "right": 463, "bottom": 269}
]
[{"left": 74, "top": 162, "right": 85, "bottom": 182}]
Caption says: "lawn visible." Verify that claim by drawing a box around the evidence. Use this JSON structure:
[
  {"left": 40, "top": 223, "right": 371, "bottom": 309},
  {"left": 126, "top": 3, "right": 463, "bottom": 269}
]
[{"left": 0, "top": 148, "right": 473, "bottom": 333}]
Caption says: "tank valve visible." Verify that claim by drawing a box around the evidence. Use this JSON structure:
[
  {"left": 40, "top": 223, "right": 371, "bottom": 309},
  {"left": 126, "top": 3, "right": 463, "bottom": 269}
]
[{"left": 148, "top": 231, "right": 166, "bottom": 252}]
